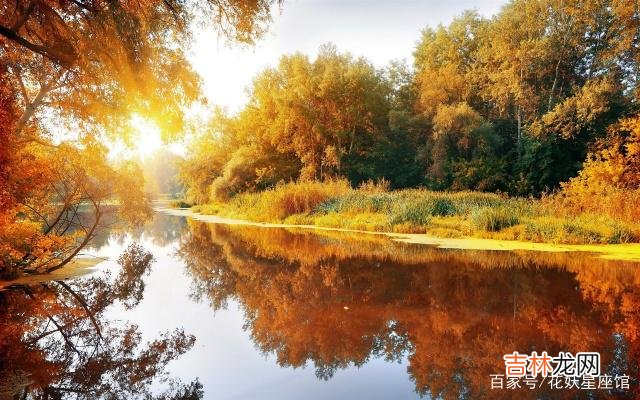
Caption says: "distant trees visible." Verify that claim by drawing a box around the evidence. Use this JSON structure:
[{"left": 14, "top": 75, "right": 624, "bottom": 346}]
[
  {"left": 180, "top": 0, "right": 640, "bottom": 204},
  {"left": 412, "top": 1, "right": 635, "bottom": 194},
  {"left": 140, "top": 149, "right": 184, "bottom": 197},
  {"left": 181, "top": 45, "right": 400, "bottom": 202}
]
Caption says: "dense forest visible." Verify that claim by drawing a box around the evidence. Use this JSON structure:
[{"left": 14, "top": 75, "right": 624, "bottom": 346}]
[{"left": 181, "top": 0, "right": 640, "bottom": 202}]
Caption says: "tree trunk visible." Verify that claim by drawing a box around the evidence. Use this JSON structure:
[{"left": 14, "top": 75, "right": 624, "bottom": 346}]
[
  {"left": 517, "top": 65, "right": 523, "bottom": 160},
  {"left": 517, "top": 104, "right": 522, "bottom": 159},
  {"left": 548, "top": 58, "right": 562, "bottom": 112}
]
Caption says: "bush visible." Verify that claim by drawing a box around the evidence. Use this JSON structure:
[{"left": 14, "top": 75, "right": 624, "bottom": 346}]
[
  {"left": 471, "top": 207, "right": 520, "bottom": 232},
  {"left": 316, "top": 192, "right": 394, "bottom": 214},
  {"left": 431, "top": 198, "right": 456, "bottom": 216}
]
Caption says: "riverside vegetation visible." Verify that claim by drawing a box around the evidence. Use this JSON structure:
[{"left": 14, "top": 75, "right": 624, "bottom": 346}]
[
  {"left": 3, "top": 0, "right": 640, "bottom": 279},
  {"left": 184, "top": 178, "right": 640, "bottom": 245},
  {"left": 178, "top": 1, "right": 640, "bottom": 246}
]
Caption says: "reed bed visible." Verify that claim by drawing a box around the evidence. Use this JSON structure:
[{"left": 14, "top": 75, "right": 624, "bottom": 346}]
[{"left": 190, "top": 179, "right": 640, "bottom": 244}]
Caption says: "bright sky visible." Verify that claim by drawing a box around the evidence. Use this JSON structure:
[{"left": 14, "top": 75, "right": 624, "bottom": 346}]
[
  {"left": 189, "top": 0, "right": 507, "bottom": 113},
  {"left": 130, "top": 0, "right": 507, "bottom": 158}
]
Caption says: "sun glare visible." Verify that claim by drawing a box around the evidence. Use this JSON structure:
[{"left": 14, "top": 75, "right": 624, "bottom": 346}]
[{"left": 129, "top": 114, "right": 163, "bottom": 158}]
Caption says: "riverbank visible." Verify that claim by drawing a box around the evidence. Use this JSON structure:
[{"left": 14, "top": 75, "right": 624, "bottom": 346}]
[
  {"left": 158, "top": 207, "right": 640, "bottom": 262},
  {"left": 176, "top": 181, "right": 640, "bottom": 246}
]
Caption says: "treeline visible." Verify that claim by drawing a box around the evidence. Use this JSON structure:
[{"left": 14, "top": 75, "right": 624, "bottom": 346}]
[{"left": 182, "top": 0, "right": 640, "bottom": 203}]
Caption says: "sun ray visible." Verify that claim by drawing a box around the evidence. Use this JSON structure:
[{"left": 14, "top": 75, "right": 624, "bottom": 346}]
[{"left": 129, "top": 114, "right": 163, "bottom": 158}]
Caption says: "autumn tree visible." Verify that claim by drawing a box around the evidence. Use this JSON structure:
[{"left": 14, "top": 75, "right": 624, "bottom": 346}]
[
  {"left": 181, "top": 45, "right": 398, "bottom": 202},
  {"left": 177, "top": 1, "right": 639, "bottom": 202},
  {"left": 555, "top": 113, "right": 640, "bottom": 223},
  {"left": 0, "top": 0, "right": 281, "bottom": 276},
  {"left": 1, "top": 0, "right": 279, "bottom": 140},
  {"left": 246, "top": 45, "right": 392, "bottom": 182},
  {"left": 410, "top": 0, "right": 636, "bottom": 194}
]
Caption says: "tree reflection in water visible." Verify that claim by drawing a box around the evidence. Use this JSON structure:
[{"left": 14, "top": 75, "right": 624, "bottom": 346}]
[
  {"left": 3, "top": 214, "right": 639, "bottom": 399},
  {"left": 0, "top": 243, "right": 202, "bottom": 400},
  {"left": 178, "top": 220, "right": 640, "bottom": 400}
]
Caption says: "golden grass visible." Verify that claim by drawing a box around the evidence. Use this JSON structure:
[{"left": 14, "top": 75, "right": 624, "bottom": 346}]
[
  {"left": 205, "top": 179, "right": 352, "bottom": 222},
  {"left": 185, "top": 180, "right": 640, "bottom": 245}
]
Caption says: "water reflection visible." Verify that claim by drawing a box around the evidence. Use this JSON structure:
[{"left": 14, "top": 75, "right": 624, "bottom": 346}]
[
  {"left": 178, "top": 219, "right": 640, "bottom": 399},
  {"left": 2, "top": 213, "right": 639, "bottom": 399},
  {"left": 0, "top": 243, "right": 201, "bottom": 400}
]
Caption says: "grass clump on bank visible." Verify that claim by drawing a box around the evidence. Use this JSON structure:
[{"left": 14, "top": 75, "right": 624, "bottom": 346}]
[
  {"left": 188, "top": 179, "right": 639, "bottom": 244},
  {"left": 193, "top": 179, "right": 351, "bottom": 221},
  {"left": 471, "top": 207, "right": 520, "bottom": 232},
  {"left": 170, "top": 200, "right": 193, "bottom": 208}
]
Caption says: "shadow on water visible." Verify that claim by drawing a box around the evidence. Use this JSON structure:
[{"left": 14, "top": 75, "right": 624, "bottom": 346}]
[{"left": 2, "top": 212, "right": 640, "bottom": 399}]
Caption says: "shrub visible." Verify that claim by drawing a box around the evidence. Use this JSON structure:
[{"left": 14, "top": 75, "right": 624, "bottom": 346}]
[
  {"left": 431, "top": 198, "right": 456, "bottom": 216},
  {"left": 316, "top": 192, "right": 394, "bottom": 214},
  {"left": 552, "top": 114, "right": 640, "bottom": 226}
]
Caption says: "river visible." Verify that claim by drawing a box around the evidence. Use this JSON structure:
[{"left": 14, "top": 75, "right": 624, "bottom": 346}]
[{"left": 1, "top": 211, "right": 638, "bottom": 399}]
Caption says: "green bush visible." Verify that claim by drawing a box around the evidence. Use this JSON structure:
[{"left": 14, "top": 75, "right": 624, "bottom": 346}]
[
  {"left": 431, "top": 198, "right": 456, "bottom": 216},
  {"left": 316, "top": 193, "right": 394, "bottom": 214},
  {"left": 609, "top": 224, "right": 635, "bottom": 244}
]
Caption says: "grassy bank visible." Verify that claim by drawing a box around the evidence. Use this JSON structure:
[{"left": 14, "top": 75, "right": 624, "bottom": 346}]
[{"left": 186, "top": 180, "right": 640, "bottom": 245}]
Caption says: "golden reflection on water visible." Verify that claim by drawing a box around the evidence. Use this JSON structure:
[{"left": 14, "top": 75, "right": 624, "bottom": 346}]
[
  {"left": 2, "top": 214, "right": 639, "bottom": 399},
  {"left": 179, "top": 219, "right": 640, "bottom": 399}
]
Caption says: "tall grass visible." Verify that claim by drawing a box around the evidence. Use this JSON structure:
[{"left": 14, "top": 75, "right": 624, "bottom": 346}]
[
  {"left": 190, "top": 180, "right": 639, "bottom": 244},
  {"left": 471, "top": 207, "right": 520, "bottom": 232},
  {"left": 220, "top": 178, "right": 352, "bottom": 222},
  {"left": 548, "top": 188, "right": 640, "bottom": 225}
]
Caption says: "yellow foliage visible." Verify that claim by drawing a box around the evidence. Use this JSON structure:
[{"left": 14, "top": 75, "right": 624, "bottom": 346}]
[{"left": 556, "top": 114, "right": 640, "bottom": 224}]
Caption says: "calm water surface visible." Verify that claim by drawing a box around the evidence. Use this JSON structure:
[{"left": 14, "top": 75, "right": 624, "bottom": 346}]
[{"left": 1, "top": 212, "right": 639, "bottom": 399}]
